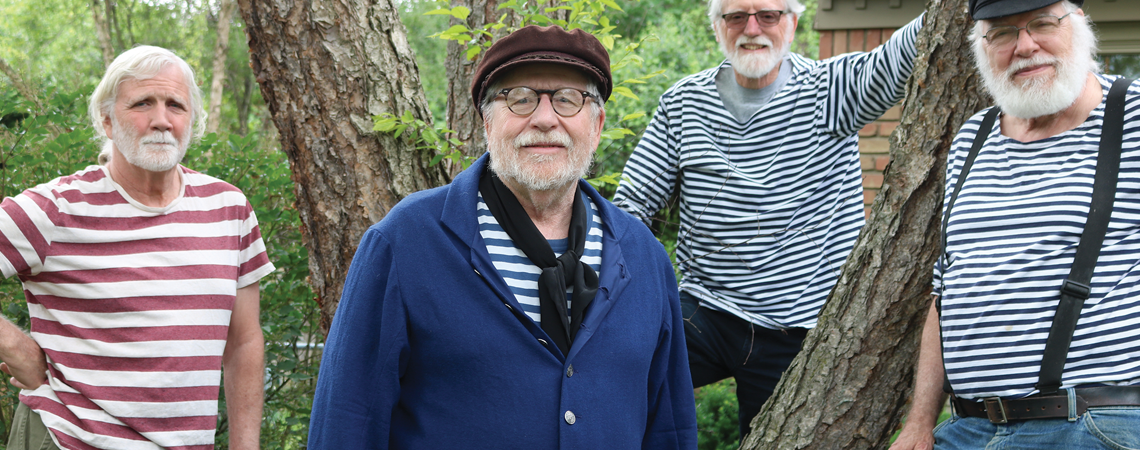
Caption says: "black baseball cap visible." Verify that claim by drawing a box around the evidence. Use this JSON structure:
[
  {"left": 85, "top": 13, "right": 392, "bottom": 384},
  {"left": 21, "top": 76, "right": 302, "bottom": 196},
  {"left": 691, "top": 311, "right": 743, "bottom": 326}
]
[{"left": 969, "top": 0, "right": 1084, "bottom": 20}]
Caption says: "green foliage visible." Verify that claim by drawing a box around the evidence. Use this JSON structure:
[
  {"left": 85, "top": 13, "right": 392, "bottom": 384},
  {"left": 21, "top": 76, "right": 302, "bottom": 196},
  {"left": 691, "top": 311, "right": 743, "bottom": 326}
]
[
  {"left": 398, "top": 0, "right": 452, "bottom": 121},
  {"left": 694, "top": 379, "right": 740, "bottom": 450},
  {"left": 184, "top": 132, "right": 319, "bottom": 449},
  {"left": 374, "top": 110, "right": 473, "bottom": 169}
]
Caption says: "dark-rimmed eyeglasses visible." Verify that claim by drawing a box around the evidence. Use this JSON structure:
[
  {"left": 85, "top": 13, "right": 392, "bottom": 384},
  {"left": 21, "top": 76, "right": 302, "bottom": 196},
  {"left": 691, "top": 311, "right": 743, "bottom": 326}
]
[
  {"left": 982, "top": 12, "right": 1072, "bottom": 49},
  {"left": 720, "top": 10, "right": 788, "bottom": 29},
  {"left": 496, "top": 87, "right": 596, "bottom": 117}
]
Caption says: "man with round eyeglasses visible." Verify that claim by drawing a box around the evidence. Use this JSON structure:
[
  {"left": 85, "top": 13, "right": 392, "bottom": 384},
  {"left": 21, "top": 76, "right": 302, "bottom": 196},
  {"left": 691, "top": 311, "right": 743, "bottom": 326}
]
[
  {"left": 308, "top": 25, "right": 698, "bottom": 449},
  {"left": 891, "top": 1, "right": 1140, "bottom": 449},
  {"left": 614, "top": 0, "right": 924, "bottom": 440}
]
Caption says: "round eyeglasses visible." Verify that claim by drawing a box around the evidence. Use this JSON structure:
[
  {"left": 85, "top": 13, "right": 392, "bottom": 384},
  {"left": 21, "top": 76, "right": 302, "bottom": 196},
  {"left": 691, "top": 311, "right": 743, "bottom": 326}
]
[
  {"left": 982, "top": 12, "right": 1072, "bottom": 49},
  {"left": 496, "top": 87, "right": 596, "bottom": 117},
  {"left": 720, "top": 10, "right": 788, "bottom": 29}
]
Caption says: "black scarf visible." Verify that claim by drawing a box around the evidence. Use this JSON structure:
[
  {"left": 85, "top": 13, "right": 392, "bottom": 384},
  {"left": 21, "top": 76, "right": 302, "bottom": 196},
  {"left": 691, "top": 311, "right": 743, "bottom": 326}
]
[{"left": 479, "top": 168, "right": 598, "bottom": 356}]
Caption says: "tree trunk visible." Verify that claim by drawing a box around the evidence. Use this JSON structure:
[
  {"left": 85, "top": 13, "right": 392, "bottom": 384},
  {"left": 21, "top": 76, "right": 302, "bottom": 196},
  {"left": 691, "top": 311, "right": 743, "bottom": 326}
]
[
  {"left": 90, "top": 0, "right": 115, "bottom": 67},
  {"left": 237, "top": 70, "right": 253, "bottom": 136},
  {"left": 741, "top": 0, "right": 990, "bottom": 448},
  {"left": 207, "top": 0, "right": 236, "bottom": 134},
  {"left": 238, "top": 0, "right": 449, "bottom": 334}
]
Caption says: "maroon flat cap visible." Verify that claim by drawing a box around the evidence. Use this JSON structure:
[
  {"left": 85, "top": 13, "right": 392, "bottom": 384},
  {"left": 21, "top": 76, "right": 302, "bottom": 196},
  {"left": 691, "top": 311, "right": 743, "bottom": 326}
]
[{"left": 471, "top": 25, "right": 612, "bottom": 118}]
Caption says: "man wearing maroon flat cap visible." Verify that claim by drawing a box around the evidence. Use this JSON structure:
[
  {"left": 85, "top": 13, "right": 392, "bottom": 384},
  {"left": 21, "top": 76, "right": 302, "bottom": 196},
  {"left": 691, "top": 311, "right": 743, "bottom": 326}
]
[
  {"left": 308, "top": 25, "right": 698, "bottom": 449},
  {"left": 892, "top": 1, "right": 1140, "bottom": 449}
]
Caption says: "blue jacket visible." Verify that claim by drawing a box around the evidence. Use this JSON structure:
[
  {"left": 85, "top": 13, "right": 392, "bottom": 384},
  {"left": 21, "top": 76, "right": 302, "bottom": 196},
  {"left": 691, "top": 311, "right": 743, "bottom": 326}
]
[{"left": 308, "top": 155, "right": 698, "bottom": 449}]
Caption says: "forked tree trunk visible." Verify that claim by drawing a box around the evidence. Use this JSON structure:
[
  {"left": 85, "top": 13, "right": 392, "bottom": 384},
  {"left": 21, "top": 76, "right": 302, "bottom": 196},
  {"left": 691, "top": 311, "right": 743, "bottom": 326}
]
[
  {"left": 741, "top": 0, "right": 990, "bottom": 448},
  {"left": 238, "top": 0, "right": 449, "bottom": 333}
]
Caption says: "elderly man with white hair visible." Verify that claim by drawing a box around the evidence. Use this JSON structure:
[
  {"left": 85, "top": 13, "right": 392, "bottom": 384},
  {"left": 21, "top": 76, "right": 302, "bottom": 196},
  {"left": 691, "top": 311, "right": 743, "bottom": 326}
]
[
  {"left": 613, "top": 0, "right": 924, "bottom": 439},
  {"left": 0, "top": 46, "right": 273, "bottom": 449},
  {"left": 891, "top": 0, "right": 1139, "bottom": 449}
]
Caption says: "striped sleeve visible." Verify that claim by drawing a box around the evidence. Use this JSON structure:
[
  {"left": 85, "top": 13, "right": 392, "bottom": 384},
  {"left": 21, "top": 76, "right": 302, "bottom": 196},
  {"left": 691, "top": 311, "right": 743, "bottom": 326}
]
[
  {"left": 612, "top": 94, "right": 688, "bottom": 226},
  {"left": 0, "top": 190, "right": 59, "bottom": 278},
  {"left": 821, "top": 14, "right": 923, "bottom": 137}
]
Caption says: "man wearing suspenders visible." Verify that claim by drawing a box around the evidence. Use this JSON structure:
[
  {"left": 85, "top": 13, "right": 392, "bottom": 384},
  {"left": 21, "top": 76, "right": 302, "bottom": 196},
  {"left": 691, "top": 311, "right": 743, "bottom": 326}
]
[{"left": 892, "top": 0, "right": 1140, "bottom": 449}]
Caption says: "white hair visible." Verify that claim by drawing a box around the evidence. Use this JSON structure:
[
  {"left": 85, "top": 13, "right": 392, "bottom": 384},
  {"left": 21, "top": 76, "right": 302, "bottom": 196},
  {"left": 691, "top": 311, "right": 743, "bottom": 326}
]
[
  {"left": 89, "top": 45, "right": 206, "bottom": 148},
  {"left": 708, "top": 0, "right": 805, "bottom": 29},
  {"left": 970, "top": 0, "right": 1101, "bottom": 118}
]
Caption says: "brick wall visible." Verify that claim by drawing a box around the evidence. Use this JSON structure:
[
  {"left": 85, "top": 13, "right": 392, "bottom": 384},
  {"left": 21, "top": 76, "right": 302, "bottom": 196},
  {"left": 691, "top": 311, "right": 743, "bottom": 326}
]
[{"left": 818, "top": 28, "right": 900, "bottom": 218}]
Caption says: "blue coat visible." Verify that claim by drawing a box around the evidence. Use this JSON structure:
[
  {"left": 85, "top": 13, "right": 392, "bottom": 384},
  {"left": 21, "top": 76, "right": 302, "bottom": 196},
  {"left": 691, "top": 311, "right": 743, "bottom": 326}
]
[{"left": 308, "top": 155, "right": 698, "bottom": 449}]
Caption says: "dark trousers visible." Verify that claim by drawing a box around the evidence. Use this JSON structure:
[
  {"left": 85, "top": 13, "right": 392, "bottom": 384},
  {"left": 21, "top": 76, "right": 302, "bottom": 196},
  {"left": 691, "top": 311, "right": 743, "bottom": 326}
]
[{"left": 681, "top": 292, "right": 808, "bottom": 440}]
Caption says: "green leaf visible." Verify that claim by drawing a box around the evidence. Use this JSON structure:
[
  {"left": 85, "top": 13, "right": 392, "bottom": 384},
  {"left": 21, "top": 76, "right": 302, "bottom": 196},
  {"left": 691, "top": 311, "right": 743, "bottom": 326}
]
[
  {"left": 620, "top": 112, "right": 646, "bottom": 122},
  {"left": 611, "top": 86, "right": 638, "bottom": 100},
  {"left": 600, "top": 128, "right": 635, "bottom": 140},
  {"left": 423, "top": 8, "right": 453, "bottom": 16},
  {"left": 600, "top": 0, "right": 623, "bottom": 11},
  {"left": 600, "top": 35, "right": 614, "bottom": 50},
  {"left": 466, "top": 45, "right": 482, "bottom": 61},
  {"left": 450, "top": 6, "right": 471, "bottom": 20},
  {"left": 373, "top": 116, "right": 397, "bottom": 132}
]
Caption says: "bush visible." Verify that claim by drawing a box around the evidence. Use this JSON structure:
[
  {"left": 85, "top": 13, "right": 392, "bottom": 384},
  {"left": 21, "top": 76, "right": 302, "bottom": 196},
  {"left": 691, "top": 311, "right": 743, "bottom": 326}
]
[{"left": 694, "top": 379, "right": 741, "bottom": 450}]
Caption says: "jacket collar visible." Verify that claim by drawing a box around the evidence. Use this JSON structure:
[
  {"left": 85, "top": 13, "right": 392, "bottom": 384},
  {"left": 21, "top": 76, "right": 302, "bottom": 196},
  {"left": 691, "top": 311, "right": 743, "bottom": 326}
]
[{"left": 441, "top": 152, "right": 634, "bottom": 361}]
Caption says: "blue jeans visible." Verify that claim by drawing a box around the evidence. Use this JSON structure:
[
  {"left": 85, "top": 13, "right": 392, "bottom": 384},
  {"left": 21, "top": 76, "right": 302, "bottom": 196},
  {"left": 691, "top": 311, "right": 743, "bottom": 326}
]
[{"left": 934, "top": 403, "right": 1140, "bottom": 450}]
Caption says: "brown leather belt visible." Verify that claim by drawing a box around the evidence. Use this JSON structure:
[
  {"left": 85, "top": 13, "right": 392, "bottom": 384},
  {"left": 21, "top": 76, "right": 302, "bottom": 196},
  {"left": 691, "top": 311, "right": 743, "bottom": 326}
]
[{"left": 952, "top": 386, "right": 1140, "bottom": 424}]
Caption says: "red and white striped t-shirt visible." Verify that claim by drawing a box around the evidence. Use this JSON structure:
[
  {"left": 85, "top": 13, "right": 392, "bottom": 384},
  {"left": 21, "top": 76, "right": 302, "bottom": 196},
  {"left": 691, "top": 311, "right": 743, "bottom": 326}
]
[{"left": 0, "top": 165, "right": 275, "bottom": 449}]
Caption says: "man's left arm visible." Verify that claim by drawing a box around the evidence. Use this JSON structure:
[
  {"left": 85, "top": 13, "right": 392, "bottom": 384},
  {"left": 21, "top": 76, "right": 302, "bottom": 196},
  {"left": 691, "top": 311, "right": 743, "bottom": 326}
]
[
  {"left": 223, "top": 283, "right": 264, "bottom": 450},
  {"left": 643, "top": 253, "right": 698, "bottom": 449},
  {"left": 824, "top": 14, "right": 925, "bottom": 136}
]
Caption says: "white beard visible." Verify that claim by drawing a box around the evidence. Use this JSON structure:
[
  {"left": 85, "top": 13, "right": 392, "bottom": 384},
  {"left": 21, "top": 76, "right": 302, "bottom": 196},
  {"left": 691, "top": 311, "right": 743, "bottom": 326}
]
[
  {"left": 974, "top": 16, "right": 1099, "bottom": 119},
  {"left": 720, "top": 34, "right": 789, "bottom": 80},
  {"left": 489, "top": 129, "right": 594, "bottom": 192},
  {"left": 111, "top": 115, "right": 189, "bottom": 172}
]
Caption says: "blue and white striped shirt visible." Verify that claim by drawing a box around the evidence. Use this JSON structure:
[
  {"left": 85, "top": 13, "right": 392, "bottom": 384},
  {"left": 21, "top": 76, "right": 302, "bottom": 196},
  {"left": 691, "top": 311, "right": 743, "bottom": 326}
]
[
  {"left": 613, "top": 17, "right": 923, "bottom": 329},
  {"left": 936, "top": 75, "right": 1140, "bottom": 399},
  {"left": 478, "top": 191, "right": 604, "bottom": 324}
]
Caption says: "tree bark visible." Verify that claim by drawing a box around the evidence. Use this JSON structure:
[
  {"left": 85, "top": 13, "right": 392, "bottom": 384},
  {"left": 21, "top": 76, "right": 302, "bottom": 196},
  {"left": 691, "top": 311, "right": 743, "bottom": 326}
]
[
  {"left": 237, "top": 70, "right": 253, "bottom": 136},
  {"left": 207, "top": 0, "right": 236, "bottom": 134},
  {"left": 238, "top": 0, "right": 449, "bottom": 334},
  {"left": 90, "top": 0, "right": 115, "bottom": 67},
  {"left": 741, "top": 0, "right": 990, "bottom": 448}
]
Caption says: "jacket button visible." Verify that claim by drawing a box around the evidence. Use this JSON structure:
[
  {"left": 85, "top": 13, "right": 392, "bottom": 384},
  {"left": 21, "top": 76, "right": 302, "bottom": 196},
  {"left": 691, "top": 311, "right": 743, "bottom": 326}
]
[
  {"left": 538, "top": 339, "right": 548, "bottom": 346},
  {"left": 566, "top": 365, "right": 574, "bottom": 377},
  {"left": 564, "top": 410, "right": 576, "bottom": 425}
]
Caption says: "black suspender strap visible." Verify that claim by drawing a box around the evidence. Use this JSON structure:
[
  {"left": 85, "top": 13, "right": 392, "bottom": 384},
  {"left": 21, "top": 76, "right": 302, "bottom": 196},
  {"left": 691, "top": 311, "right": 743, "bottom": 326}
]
[
  {"left": 939, "top": 106, "right": 1000, "bottom": 394},
  {"left": 1035, "top": 76, "right": 1132, "bottom": 395},
  {"left": 941, "top": 107, "right": 1002, "bottom": 257}
]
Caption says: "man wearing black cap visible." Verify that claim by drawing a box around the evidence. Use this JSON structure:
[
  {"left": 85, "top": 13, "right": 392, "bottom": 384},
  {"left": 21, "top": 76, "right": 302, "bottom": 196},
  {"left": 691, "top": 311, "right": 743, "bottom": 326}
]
[
  {"left": 307, "top": 25, "right": 698, "bottom": 449},
  {"left": 892, "top": 1, "right": 1140, "bottom": 449}
]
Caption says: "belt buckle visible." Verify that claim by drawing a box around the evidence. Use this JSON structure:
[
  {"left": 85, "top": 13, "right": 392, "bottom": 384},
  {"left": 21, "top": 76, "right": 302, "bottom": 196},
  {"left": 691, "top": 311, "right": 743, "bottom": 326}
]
[{"left": 984, "top": 397, "right": 1008, "bottom": 424}]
